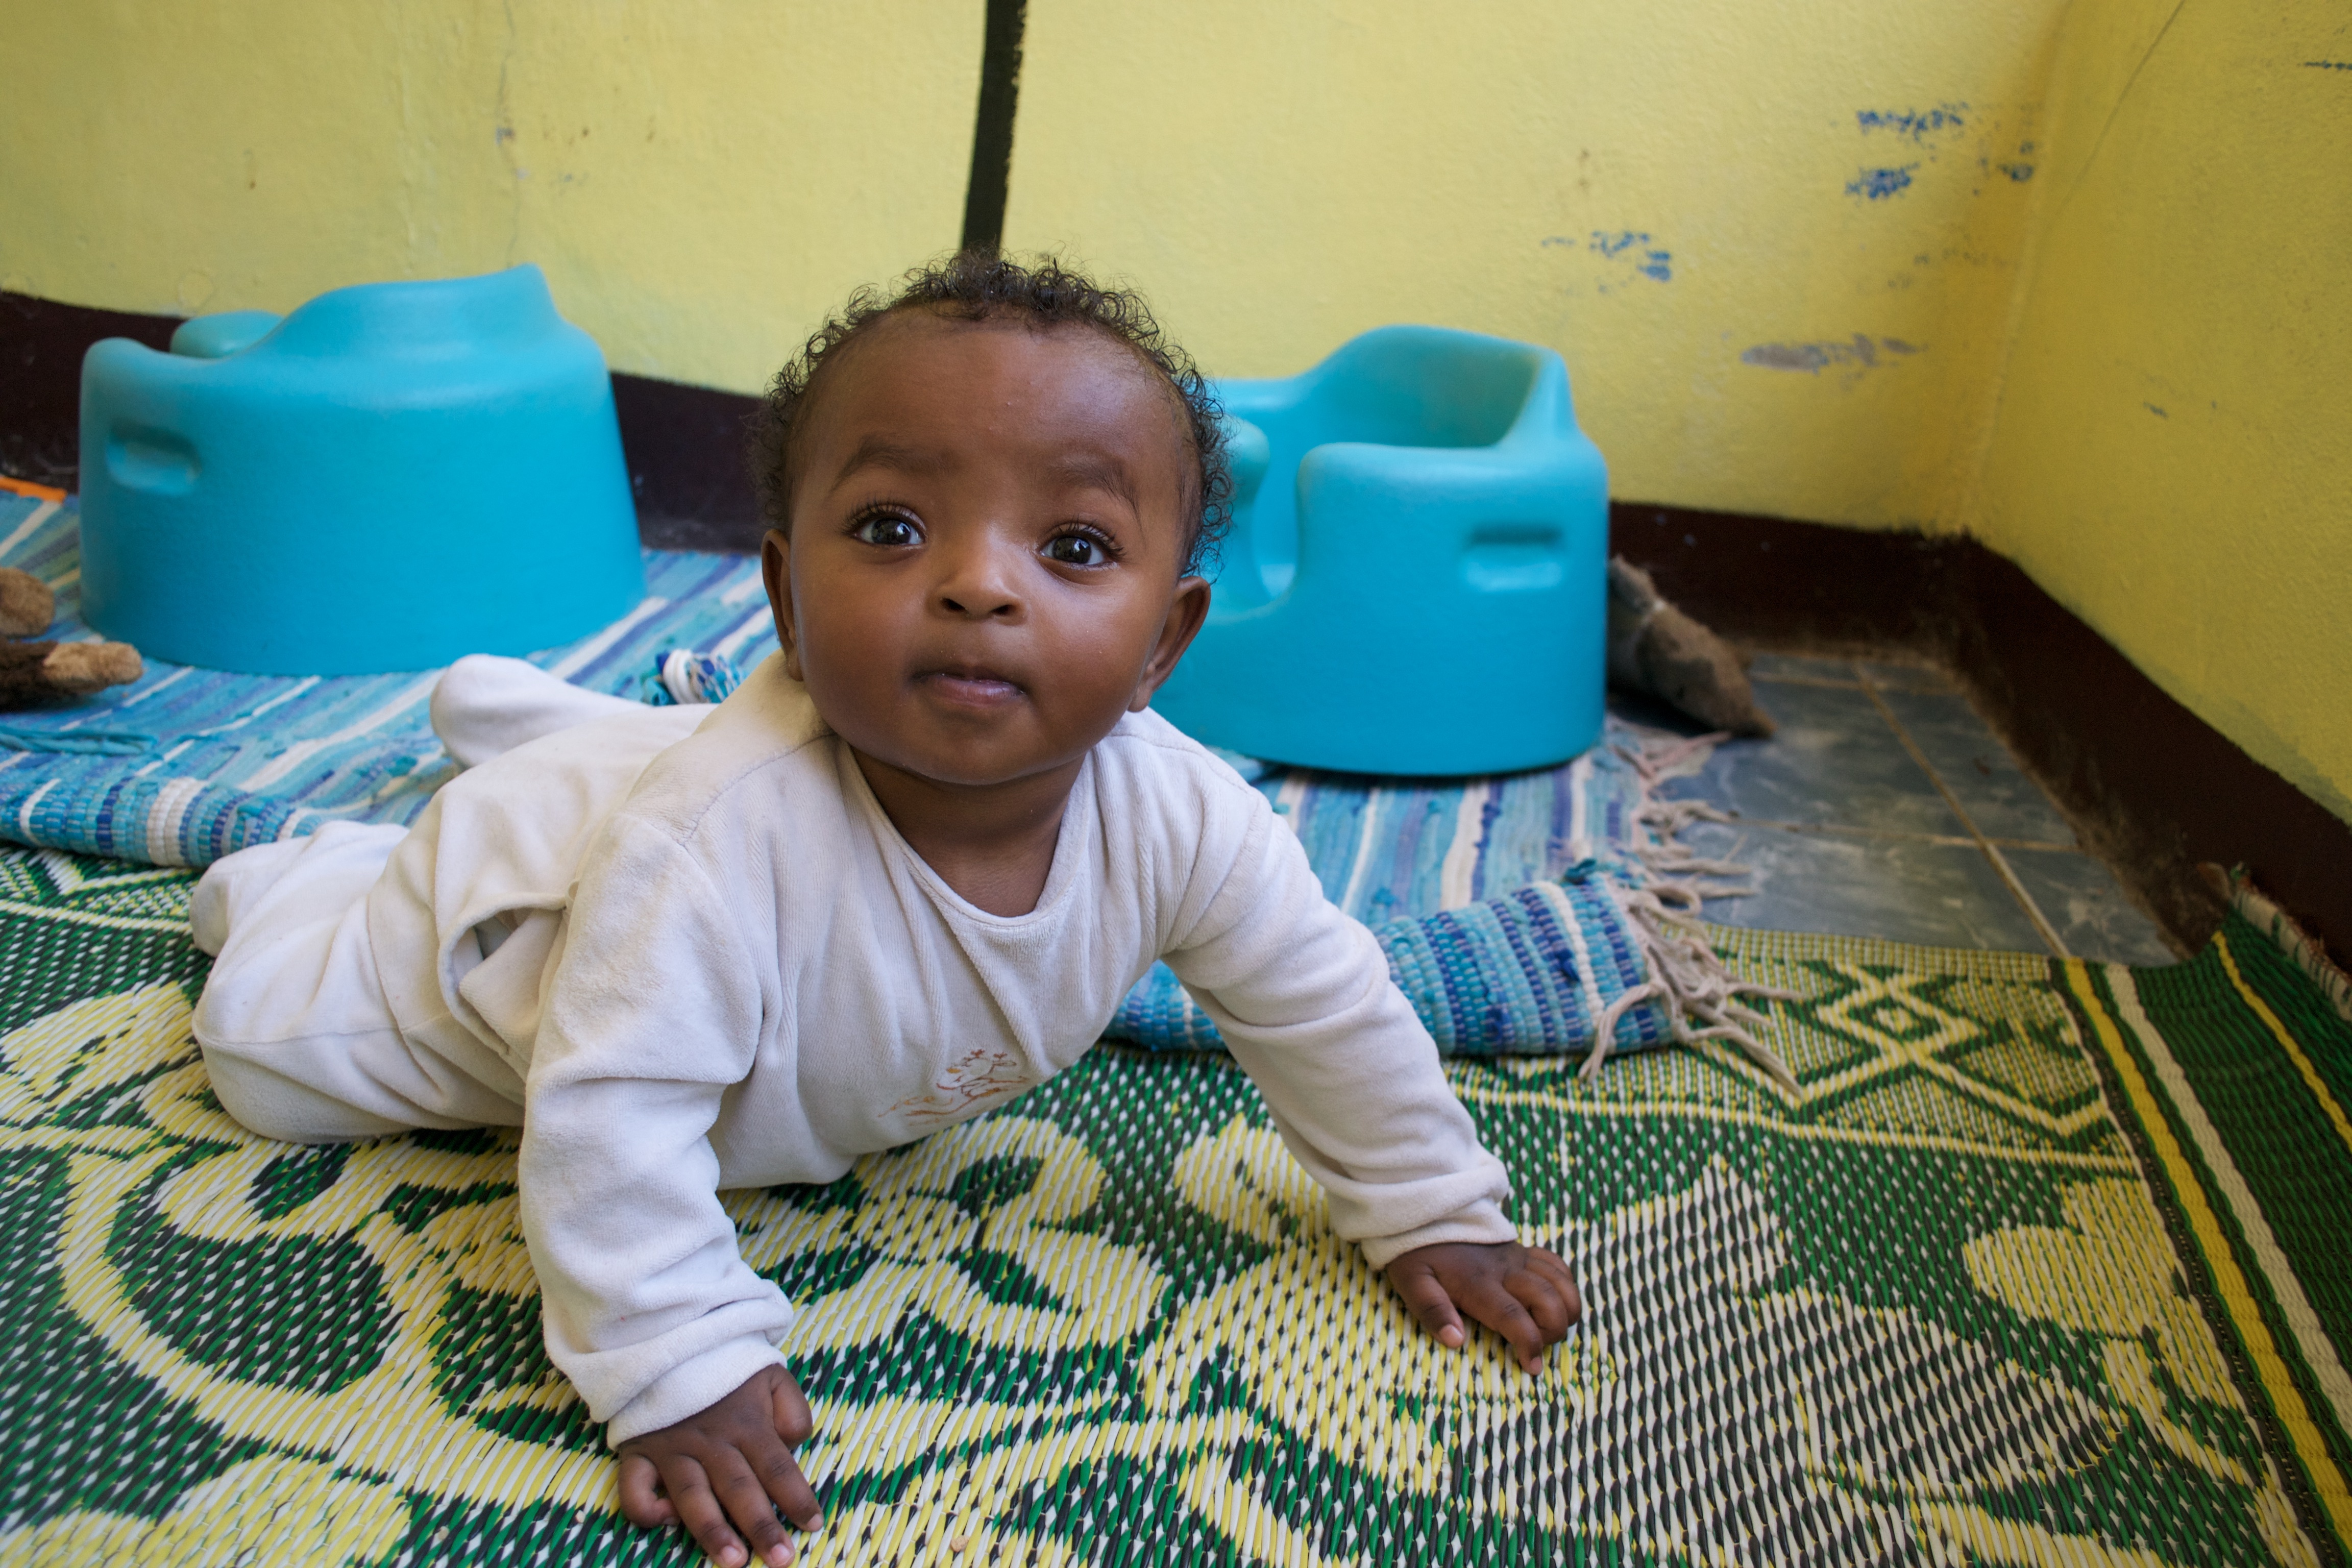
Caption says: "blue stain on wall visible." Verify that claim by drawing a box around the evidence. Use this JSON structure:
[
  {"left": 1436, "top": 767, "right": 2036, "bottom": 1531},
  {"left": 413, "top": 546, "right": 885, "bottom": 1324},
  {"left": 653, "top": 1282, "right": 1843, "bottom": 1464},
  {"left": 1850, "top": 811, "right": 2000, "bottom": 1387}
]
[
  {"left": 1857, "top": 104, "right": 1968, "bottom": 140},
  {"left": 1585, "top": 231, "right": 1672, "bottom": 282},
  {"left": 1847, "top": 165, "right": 1917, "bottom": 201},
  {"left": 1997, "top": 162, "right": 2035, "bottom": 181}
]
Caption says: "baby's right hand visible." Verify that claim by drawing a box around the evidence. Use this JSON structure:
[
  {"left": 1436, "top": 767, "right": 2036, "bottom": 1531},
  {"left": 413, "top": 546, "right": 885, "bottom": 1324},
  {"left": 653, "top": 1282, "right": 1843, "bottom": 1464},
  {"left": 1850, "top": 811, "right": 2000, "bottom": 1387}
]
[{"left": 617, "top": 1364, "right": 824, "bottom": 1567}]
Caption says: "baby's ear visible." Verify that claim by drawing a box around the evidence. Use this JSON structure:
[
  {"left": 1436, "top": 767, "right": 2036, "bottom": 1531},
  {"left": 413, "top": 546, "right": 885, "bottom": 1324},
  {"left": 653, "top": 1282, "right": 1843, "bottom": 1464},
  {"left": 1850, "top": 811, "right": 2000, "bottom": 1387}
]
[
  {"left": 1129, "top": 575, "right": 1212, "bottom": 712},
  {"left": 760, "top": 529, "right": 803, "bottom": 680}
]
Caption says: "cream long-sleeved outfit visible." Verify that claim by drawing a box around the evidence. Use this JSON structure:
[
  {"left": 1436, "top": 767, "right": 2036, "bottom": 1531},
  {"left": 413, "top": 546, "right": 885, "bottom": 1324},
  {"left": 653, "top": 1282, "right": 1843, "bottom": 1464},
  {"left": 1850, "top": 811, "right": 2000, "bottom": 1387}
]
[{"left": 191, "top": 656, "right": 1514, "bottom": 1442}]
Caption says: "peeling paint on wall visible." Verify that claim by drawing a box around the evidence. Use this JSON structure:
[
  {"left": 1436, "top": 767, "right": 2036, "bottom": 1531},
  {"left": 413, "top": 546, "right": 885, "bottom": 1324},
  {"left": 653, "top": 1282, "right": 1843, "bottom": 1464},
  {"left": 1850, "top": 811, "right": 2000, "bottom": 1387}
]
[{"left": 1742, "top": 334, "right": 1922, "bottom": 373}]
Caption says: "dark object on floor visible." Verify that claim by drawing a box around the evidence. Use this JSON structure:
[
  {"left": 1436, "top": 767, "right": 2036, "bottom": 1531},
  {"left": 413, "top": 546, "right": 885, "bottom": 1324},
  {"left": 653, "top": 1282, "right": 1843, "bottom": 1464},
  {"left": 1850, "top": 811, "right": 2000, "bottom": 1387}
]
[
  {"left": 0, "top": 638, "right": 141, "bottom": 705},
  {"left": 0, "top": 566, "right": 53, "bottom": 638},
  {"left": 0, "top": 562, "right": 140, "bottom": 706},
  {"left": 1605, "top": 556, "right": 1775, "bottom": 737}
]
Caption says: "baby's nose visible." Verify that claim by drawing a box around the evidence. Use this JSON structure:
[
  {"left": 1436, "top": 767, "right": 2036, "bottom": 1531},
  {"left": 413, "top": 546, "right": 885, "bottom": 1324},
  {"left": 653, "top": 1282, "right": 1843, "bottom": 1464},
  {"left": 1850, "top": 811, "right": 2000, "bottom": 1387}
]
[
  {"left": 931, "top": 587, "right": 1016, "bottom": 620},
  {"left": 937, "top": 583, "right": 1022, "bottom": 619},
  {"left": 934, "top": 547, "right": 1025, "bottom": 620}
]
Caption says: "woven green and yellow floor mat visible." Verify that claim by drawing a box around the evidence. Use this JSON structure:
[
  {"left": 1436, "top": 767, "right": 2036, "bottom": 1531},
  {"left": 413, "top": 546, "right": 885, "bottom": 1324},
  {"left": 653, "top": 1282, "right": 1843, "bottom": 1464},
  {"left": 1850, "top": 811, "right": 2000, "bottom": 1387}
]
[{"left": 3, "top": 843, "right": 2348, "bottom": 1566}]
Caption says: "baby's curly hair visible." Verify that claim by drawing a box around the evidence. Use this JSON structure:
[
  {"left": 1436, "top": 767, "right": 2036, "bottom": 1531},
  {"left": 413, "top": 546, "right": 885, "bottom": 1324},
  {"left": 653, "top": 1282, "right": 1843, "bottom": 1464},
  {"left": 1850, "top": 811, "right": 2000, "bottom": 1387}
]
[{"left": 747, "top": 251, "right": 1231, "bottom": 576}]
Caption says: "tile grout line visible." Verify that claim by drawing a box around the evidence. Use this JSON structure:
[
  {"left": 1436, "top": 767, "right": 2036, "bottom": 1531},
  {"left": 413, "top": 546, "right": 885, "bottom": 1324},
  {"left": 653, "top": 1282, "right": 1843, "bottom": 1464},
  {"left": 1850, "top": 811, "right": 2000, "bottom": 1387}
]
[
  {"left": 1852, "top": 660, "right": 2074, "bottom": 959},
  {"left": 1720, "top": 816, "right": 2081, "bottom": 852}
]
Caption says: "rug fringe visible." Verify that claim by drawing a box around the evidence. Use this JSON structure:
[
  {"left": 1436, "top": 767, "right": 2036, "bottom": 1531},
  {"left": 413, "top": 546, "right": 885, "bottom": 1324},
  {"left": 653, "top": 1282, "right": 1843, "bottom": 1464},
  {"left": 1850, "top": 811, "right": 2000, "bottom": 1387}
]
[
  {"left": 1587, "top": 732, "right": 1800, "bottom": 1089},
  {"left": 2206, "top": 863, "right": 2352, "bottom": 1025}
]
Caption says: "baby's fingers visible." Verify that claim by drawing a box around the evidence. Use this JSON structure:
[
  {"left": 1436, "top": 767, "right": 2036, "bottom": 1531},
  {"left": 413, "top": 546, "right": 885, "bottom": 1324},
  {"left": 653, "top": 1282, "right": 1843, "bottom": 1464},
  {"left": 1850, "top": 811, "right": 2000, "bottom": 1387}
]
[
  {"left": 1526, "top": 1247, "right": 1585, "bottom": 1326},
  {"left": 705, "top": 1449, "right": 801, "bottom": 1568},
  {"left": 1389, "top": 1260, "right": 1467, "bottom": 1349},
  {"left": 654, "top": 1456, "right": 757, "bottom": 1567},
  {"left": 752, "top": 1434, "right": 824, "bottom": 1534},
  {"left": 1461, "top": 1278, "right": 1550, "bottom": 1374},
  {"left": 617, "top": 1453, "right": 677, "bottom": 1527},
  {"left": 1506, "top": 1268, "right": 1578, "bottom": 1344}
]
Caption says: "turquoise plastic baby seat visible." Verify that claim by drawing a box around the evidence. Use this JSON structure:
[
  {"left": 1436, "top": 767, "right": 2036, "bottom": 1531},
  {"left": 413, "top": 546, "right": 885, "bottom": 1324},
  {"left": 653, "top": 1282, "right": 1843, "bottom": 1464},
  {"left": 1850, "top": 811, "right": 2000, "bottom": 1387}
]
[
  {"left": 1151, "top": 325, "right": 1608, "bottom": 775},
  {"left": 79, "top": 265, "right": 645, "bottom": 675}
]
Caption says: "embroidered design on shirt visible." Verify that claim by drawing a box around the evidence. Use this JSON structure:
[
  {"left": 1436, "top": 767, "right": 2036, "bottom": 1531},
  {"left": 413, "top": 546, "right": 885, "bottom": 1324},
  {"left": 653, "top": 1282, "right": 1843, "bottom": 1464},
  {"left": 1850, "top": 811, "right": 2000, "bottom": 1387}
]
[{"left": 890, "top": 1047, "right": 1034, "bottom": 1128}]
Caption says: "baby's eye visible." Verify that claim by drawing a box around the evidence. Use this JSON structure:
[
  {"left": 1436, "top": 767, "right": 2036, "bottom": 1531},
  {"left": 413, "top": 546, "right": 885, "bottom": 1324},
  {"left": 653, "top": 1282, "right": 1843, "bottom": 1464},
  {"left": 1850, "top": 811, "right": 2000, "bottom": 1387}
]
[
  {"left": 1044, "top": 532, "right": 1110, "bottom": 567},
  {"left": 851, "top": 513, "right": 922, "bottom": 548}
]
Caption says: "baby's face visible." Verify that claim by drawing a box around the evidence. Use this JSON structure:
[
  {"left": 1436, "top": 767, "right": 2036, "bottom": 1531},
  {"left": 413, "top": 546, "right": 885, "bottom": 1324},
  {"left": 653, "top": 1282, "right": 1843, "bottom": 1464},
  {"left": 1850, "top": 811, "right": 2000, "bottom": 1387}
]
[{"left": 764, "top": 313, "right": 1209, "bottom": 791}]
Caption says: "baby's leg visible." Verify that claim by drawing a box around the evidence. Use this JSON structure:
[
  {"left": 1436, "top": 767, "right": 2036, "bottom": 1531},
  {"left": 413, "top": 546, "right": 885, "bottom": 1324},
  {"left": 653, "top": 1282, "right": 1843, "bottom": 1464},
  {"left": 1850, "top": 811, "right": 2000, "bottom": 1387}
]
[
  {"left": 430, "top": 653, "right": 653, "bottom": 768},
  {"left": 192, "top": 821, "right": 523, "bottom": 1142}
]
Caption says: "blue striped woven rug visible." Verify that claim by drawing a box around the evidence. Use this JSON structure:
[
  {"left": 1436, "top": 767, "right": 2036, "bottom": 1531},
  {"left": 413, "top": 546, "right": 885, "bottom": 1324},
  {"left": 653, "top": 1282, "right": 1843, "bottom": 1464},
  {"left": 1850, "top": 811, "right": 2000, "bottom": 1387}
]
[
  {"left": 0, "top": 491, "right": 775, "bottom": 865},
  {"left": 0, "top": 489, "right": 1682, "bottom": 1055}
]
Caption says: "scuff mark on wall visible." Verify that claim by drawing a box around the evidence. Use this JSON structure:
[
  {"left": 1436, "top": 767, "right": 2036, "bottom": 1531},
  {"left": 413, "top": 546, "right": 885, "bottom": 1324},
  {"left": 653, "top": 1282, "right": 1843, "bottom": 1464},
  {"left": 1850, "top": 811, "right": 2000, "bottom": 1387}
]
[
  {"left": 1847, "top": 165, "right": 1917, "bottom": 200},
  {"left": 1741, "top": 335, "right": 1922, "bottom": 373},
  {"left": 494, "top": 0, "right": 525, "bottom": 266}
]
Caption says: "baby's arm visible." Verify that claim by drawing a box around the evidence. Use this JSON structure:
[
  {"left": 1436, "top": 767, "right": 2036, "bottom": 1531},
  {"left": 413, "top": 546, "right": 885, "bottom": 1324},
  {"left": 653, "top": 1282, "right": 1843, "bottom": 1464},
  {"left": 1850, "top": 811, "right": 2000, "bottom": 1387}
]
[
  {"left": 519, "top": 821, "right": 818, "bottom": 1562},
  {"left": 1164, "top": 795, "right": 1581, "bottom": 1365}
]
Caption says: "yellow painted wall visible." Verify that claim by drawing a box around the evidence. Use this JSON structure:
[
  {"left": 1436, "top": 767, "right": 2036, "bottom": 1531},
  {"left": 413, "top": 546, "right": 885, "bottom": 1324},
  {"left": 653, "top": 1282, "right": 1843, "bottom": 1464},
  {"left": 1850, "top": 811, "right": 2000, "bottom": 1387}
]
[
  {"left": 1004, "top": 0, "right": 2063, "bottom": 531},
  {"left": 0, "top": 0, "right": 981, "bottom": 393},
  {"left": 1964, "top": 0, "right": 2352, "bottom": 822},
  {"left": 4, "top": 0, "right": 2345, "bottom": 816}
]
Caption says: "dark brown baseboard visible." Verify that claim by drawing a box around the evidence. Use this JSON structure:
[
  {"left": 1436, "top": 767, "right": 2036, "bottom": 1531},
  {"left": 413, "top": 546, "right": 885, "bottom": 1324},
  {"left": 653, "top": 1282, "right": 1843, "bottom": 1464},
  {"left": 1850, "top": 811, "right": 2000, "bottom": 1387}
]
[
  {"left": 607, "top": 373, "right": 766, "bottom": 552},
  {"left": 7, "top": 289, "right": 2339, "bottom": 962},
  {"left": 1612, "top": 502, "right": 2352, "bottom": 966},
  {"left": 1, "top": 292, "right": 178, "bottom": 491}
]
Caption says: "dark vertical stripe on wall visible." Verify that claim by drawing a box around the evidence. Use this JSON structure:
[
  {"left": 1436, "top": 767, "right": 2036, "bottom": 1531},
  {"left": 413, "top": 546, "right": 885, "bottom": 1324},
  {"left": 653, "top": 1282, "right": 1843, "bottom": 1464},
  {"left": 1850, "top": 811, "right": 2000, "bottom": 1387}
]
[{"left": 960, "top": 0, "right": 1028, "bottom": 254}]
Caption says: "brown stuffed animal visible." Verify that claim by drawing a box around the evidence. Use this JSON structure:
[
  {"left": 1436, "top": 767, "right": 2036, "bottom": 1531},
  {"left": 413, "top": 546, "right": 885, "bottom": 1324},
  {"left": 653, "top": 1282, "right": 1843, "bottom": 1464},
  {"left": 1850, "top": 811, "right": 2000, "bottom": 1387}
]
[
  {"left": 0, "top": 567, "right": 143, "bottom": 706},
  {"left": 1605, "top": 557, "right": 1775, "bottom": 737}
]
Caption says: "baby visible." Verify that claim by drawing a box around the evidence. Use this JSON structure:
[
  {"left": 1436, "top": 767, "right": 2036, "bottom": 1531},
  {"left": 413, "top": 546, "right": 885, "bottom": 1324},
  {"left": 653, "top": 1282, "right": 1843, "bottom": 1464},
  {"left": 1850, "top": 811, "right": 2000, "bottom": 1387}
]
[{"left": 189, "top": 253, "right": 1580, "bottom": 1567}]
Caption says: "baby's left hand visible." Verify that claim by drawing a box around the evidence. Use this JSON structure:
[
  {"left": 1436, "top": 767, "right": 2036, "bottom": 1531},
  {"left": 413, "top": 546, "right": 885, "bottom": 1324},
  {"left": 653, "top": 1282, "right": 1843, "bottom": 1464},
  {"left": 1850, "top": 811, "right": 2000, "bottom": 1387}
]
[{"left": 1386, "top": 1241, "right": 1582, "bottom": 1374}]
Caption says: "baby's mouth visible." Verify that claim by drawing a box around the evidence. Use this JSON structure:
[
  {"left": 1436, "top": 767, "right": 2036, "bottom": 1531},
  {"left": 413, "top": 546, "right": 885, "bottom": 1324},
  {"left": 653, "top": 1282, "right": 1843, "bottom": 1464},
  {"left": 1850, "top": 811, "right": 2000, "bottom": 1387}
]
[{"left": 920, "top": 667, "right": 1025, "bottom": 707}]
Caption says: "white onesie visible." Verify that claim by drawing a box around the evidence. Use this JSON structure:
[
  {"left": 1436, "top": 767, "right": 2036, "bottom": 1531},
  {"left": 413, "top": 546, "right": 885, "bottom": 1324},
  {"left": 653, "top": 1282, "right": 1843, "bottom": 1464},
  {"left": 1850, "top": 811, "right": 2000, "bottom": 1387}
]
[{"left": 190, "top": 656, "right": 1515, "bottom": 1442}]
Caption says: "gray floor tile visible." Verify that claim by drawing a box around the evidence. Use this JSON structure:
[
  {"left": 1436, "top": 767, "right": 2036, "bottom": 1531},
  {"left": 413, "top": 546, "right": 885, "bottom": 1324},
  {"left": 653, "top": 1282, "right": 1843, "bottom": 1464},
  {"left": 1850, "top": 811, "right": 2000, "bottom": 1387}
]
[
  {"left": 1854, "top": 658, "right": 1955, "bottom": 694},
  {"left": 2004, "top": 847, "right": 2180, "bottom": 966},
  {"left": 1874, "top": 688, "right": 2077, "bottom": 846},
  {"left": 1664, "top": 681, "right": 1967, "bottom": 838},
  {"left": 1745, "top": 652, "right": 1860, "bottom": 686},
  {"left": 1686, "top": 821, "right": 2052, "bottom": 953}
]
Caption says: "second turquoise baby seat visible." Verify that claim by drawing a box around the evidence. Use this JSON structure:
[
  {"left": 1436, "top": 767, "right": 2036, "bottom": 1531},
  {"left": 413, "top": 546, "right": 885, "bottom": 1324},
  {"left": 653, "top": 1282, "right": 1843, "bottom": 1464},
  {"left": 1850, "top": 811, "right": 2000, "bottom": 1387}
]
[
  {"left": 1150, "top": 325, "right": 1609, "bottom": 776},
  {"left": 79, "top": 265, "right": 645, "bottom": 675}
]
